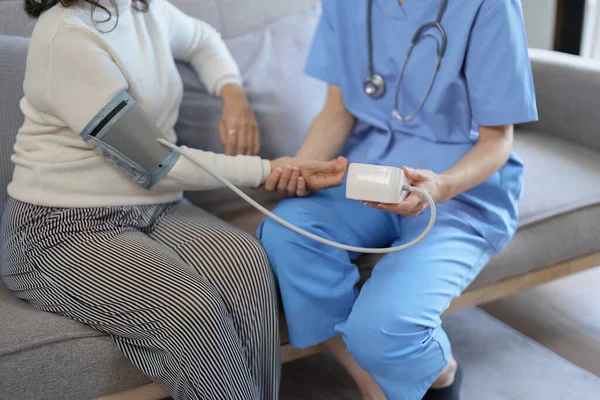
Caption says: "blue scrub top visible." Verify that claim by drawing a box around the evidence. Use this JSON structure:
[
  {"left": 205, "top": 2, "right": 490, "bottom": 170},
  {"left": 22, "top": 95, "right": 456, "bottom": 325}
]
[{"left": 305, "top": 0, "right": 538, "bottom": 252}]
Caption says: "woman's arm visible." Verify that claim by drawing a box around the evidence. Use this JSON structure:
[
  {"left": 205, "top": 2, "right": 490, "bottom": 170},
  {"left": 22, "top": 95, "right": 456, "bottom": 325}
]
[
  {"left": 219, "top": 83, "right": 259, "bottom": 156},
  {"left": 263, "top": 85, "right": 355, "bottom": 196},
  {"left": 158, "top": 0, "right": 259, "bottom": 155},
  {"left": 158, "top": 0, "right": 241, "bottom": 95},
  {"left": 46, "top": 25, "right": 345, "bottom": 194},
  {"left": 440, "top": 125, "right": 513, "bottom": 201},
  {"left": 296, "top": 85, "right": 355, "bottom": 160},
  {"left": 156, "top": 146, "right": 347, "bottom": 192}
]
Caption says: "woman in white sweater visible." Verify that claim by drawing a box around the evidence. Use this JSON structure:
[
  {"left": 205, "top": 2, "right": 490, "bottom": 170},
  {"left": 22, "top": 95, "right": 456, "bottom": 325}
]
[{"left": 0, "top": 0, "right": 348, "bottom": 399}]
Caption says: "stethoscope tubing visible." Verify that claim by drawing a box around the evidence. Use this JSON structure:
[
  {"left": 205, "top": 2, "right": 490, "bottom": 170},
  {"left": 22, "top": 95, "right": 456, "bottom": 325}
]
[{"left": 365, "top": 0, "right": 448, "bottom": 121}]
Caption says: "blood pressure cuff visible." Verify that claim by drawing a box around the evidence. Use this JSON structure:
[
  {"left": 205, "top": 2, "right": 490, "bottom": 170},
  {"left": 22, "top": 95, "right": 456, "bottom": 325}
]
[{"left": 80, "top": 91, "right": 180, "bottom": 190}]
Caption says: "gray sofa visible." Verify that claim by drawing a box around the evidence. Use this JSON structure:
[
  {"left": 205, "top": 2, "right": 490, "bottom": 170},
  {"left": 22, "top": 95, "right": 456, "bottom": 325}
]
[{"left": 1, "top": 1, "right": 600, "bottom": 399}]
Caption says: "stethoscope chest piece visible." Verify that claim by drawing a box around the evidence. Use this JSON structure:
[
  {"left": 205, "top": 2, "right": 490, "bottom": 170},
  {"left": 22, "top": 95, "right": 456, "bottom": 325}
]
[{"left": 363, "top": 74, "right": 385, "bottom": 98}]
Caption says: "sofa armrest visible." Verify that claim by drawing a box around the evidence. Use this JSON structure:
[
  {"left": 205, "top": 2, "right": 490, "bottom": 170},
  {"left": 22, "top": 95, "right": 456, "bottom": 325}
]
[{"left": 519, "top": 48, "right": 600, "bottom": 152}]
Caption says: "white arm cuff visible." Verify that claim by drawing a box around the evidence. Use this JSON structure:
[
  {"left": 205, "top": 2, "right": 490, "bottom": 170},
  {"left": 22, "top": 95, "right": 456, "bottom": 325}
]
[{"left": 261, "top": 159, "right": 272, "bottom": 182}]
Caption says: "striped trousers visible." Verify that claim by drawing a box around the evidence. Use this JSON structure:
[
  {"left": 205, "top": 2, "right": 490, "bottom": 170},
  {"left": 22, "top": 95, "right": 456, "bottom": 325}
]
[{"left": 0, "top": 198, "right": 280, "bottom": 400}]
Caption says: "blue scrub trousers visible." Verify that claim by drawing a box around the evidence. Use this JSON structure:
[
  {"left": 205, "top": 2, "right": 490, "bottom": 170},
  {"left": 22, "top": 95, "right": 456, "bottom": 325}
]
[{"left": 257, "top": 182, "right": 494, "bottom": 400}]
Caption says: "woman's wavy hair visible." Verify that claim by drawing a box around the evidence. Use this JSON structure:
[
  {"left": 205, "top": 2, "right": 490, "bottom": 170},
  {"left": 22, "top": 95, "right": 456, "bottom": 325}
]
[{"left": 24, "top": 0, "right": 149, "bottom": 29}]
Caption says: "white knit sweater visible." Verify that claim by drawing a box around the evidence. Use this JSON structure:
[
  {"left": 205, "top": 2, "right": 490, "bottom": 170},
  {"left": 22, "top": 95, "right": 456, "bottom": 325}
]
[{"left": 7, "top": 0, "right": 271, "bottom": 208}]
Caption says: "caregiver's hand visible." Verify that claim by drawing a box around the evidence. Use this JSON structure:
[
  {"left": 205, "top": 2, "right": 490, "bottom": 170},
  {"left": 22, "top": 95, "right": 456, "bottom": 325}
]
[
  {"left": 265, "top": 156, "right": 348, "bottom": 196},
  {"left": 363, "top": 166, "right": 450, "bottom": 217},
  {"left": 219, "top": 83, "right": 260, "bottom": 156}
]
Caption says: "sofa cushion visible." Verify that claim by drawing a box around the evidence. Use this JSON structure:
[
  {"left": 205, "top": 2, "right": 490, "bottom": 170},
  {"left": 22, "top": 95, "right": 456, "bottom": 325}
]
[
  {"left": 0, "top": 34, "right": 27, "bottom": 212},
  {"left": 468, "top": 132, "right": 600, "bottom": 288},
  {"left": 0, "top": 281, "right": 151, "bottom": 399},
  {"left": 514, "top": 131, "right": 600, "bottom": 227},
  {"left": 521, "top": 48, "right": 600, "bottom": 154}
]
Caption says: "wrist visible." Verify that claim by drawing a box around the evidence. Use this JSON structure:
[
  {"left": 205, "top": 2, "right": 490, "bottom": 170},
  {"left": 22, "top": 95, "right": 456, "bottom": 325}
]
[
  {"left": 438, "top": 172, "right": 458, "bottom": 203},
  {"left": 220, "top": 82, "right": 247, "bottom": 105},
  {"left": 270, "top": 157, "right": 293, "bottom": 172}
]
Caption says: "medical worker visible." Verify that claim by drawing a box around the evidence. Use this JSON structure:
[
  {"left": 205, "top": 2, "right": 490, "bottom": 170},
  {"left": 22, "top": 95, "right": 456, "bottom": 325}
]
[{"left": 258, "top": 0, "right": 538, "bottom": 399}]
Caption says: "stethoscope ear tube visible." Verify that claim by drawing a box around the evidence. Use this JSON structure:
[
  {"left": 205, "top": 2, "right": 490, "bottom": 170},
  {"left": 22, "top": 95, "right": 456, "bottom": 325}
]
[
  {"left": 410, "top": 22, "right": 447, "bottom": 57},
  {"left": 364, "top": 0, "right": 385, "bottom": 99}
]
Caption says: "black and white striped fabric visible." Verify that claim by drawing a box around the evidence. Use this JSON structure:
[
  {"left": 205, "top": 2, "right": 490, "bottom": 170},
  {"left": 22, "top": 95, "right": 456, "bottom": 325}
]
[{"left": 0, "top": 198, "right": 280, "bottom": 400}]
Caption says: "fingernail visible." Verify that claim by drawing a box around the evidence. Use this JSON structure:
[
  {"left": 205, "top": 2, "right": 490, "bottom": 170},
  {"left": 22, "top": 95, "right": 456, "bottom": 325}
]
[
  {"left": 285, "top": 165, "right": 292, "bottom": 171},
  {"left": 275, "top": 167, "right": 282, "bottom": 173},
  {"left": 292, "top": 166, "right": 299, "bottom": 171}
]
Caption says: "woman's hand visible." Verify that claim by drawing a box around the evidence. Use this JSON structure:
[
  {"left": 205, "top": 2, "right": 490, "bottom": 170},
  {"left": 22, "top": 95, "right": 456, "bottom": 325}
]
[
  {"left": 265, "top": 156, "right": 348, "bottom": 197},
  {"left": 219, "top": 84, "right": 260, "bottom": 156},
  {"left": 363, "top": 166, "right": 450, "bottom": 217}
]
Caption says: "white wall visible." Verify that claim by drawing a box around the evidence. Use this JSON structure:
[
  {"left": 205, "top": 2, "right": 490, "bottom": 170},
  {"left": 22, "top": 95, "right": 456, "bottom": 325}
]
[
  {"left": 581, "top": 0, "right": 600, "bottom": 59},
  {"left": 522, "top": 0, "right": 558, "bottom": 50}
]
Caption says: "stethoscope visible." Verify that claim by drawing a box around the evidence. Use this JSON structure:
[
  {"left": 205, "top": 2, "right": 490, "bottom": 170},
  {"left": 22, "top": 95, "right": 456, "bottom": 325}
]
[{"left": 363, "top": 0, "right": 448, "bottom": 121}]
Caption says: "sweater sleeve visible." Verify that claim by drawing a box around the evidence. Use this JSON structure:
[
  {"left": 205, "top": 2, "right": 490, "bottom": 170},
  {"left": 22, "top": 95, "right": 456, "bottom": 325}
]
[
  {"left": 156, "top": 147, "right": 271, "bottom": 191},
  {"left": 157, "top": 0, "right": 243, "bottom": 96},
  {"left": 46, "top": 25, "right": 267, "bottom": 191}
]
